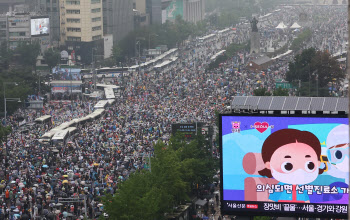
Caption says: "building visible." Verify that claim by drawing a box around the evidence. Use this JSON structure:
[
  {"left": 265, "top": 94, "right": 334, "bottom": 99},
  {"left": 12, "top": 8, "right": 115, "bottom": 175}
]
[
  {"left": 146, "top": 0, "right": 162, "bottom": 24},
  {"left": 60, "top": 0, "right": 104, "bottom": 65},
  {"left": 183, "top": 0, "right": 204, "bottom": 23},
  {"left": 161, "top": 0, "right": 205, "bottom": 24},
  {"left": 0, "top": 0, "right": 26, "bottom": 14},
  {"left": 248, "top": 56, "right": 273, "bottom": 71},
  {"left": 34, "top": 0, "right": 60, "bottom": 46},
  {"left": 103, "top": 0, "right": 134, "bottom": 43},
  {"left": 7, "top": 8, "right": 32, "bottom": 50},
  {"left": 0, "top": 15, "right": 8, "bottom": 42},
  {"left": 133, "top": 0, "right": 150, "bottom": 28}
]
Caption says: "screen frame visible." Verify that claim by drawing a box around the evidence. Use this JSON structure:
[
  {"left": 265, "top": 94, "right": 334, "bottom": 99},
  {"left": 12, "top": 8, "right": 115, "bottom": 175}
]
[
  {"left": 30, "top": 16, "right": 50, "bottom": 37},
  {"left": 219, "top": 113, "right": 349, "bottom": 218}
]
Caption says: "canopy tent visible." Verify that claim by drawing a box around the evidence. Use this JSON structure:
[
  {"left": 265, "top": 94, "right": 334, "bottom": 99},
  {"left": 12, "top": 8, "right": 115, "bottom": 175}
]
[
  {"left": 290, "top": 22, "right": 301, "bottom": 29},
  {"left": 276, "top": 22, "right": 287, "bottom": 29}
]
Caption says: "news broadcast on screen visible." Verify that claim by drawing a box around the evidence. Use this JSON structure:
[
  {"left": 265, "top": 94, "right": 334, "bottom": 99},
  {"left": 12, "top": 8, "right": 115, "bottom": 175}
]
[{"left": 220, "top": 114, "right": 349, "bottom": 218}]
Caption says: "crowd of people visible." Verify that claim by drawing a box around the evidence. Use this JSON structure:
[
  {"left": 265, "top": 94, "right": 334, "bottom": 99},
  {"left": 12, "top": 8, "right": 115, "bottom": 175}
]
[{"left": 0, "top": 3, "right": 348, "bottom": 220}]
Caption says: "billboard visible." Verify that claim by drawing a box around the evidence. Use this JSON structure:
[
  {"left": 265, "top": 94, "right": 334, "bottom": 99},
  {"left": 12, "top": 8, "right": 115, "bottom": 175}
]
[
  {"left": 52, "top": 68, "right": 81, "bottom": 80},
  {"left": 31, "top": 17, "right": 50, "bottom": 36},
  {"left": 172, "top": 123, "right": 198, "bottom": 139},
  {"left": 220, "top": 114, "right": 349, "bottom": 218},
  {"left": 162, "top": 0, "right": 183, "bottom": 23}
]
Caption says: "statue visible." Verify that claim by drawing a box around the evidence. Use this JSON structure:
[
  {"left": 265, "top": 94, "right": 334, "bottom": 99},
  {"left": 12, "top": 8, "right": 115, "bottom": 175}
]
[{"left": 251, "top": 17, "right": 259, "bottom": 32}]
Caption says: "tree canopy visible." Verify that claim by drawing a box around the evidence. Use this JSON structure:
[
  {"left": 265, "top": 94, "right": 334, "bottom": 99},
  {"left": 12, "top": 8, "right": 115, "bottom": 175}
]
[
  {"left": 253, "top": 88, "right": 271, "bottom": 96},
  {"left": 103, "top": 134, "right": 217, "bottom": 219},
  {"left": 286, "top": 48, "right": 344, "bottom": 96},
  {"left": 43, "top": 48, "right": 61, "bottom": 73}
]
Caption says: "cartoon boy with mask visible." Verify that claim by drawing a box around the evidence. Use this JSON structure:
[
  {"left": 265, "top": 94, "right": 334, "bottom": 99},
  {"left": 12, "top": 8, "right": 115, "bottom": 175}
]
[{"left": 259, "top": 129, "right": 325, "bottom": 203}]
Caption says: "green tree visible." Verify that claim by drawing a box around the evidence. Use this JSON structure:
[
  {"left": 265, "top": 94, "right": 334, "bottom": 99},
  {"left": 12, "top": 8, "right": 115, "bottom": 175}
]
[
  {"left": 311, "top": 50, "right": 344, "bottom": 88},
  {"left": 286, "top": 48, "right": 344, "bottom": 97},
  {"left": 0, "top": 42, "right": 12, "bottom": 71},
  {"left": 290, "top": 29, "right": 312, "bottom": 52},
  {"left": 15, "top": 42, "right": 40, "bottom": 71},
  {"left": 111, "top": 44, "right": 124, "bottom": 65},
  {"left": 286, "top": 48, "right": 316, "bottom": 83},
  {"left": 43, "top": 48, "right": 60, "bottom": 73},
  {"left": 0, "top": 125, "right": 12, "bottom": 143},
  {"left": 253, "top": 87, "right": 271, "bottom": 96},
  {"left": 273, "top": 87, "right": 289, "bottom": 96},
  {"left": 103, "top": 134, "right": 217, "bottom": 219}
]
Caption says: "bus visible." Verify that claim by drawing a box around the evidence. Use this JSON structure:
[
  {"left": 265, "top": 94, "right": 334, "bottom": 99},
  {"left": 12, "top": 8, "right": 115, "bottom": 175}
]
[
  {"left": 83, "top": 67, "right": 130, "bottom": 80},
  {"left": 34, "top": 115, "right": 52, "bottom": 124},
  {"left": 51, "top": 129, "right": 70, "bottom": 147}
]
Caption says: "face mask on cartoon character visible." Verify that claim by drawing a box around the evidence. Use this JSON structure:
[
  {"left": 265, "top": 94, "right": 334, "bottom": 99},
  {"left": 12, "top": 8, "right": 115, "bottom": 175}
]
[{"left": 271, "top": 160, "right": 319, "bottom": 185}]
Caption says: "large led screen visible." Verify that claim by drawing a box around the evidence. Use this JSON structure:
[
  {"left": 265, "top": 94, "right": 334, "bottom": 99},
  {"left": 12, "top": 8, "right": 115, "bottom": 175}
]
[
  {"left": 31, "top": 17, "right": 49, "bottom": 36},
  {"left": 220, "top": 114, "right": 349, "bottom": 218}
]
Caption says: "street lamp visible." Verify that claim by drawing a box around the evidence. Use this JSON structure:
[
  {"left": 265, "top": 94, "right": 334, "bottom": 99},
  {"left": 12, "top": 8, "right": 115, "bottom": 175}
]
[
  {"left": 3, "top": 82, "right": 18, "bottom": 126},
  {"left": 136, "top": 41, "right": 141, "bottom": 76}
]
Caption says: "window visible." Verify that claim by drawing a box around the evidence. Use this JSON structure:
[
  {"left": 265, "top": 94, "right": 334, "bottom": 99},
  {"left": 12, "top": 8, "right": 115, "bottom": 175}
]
[
  {"left": 67, "top": 18, "right": 80, "bottom": 23},
  {"left": 92, "top": 17, "right": 101, "bottom": 22},
  {"left": 9, "top": 32, "right": 26, "bottom": 37},
  {"left": 66, "top": 9, "right": 80, "bottom": 14},
  {"left": 67, "top": 36, "right": 81, "bottom": 41},
  {"left": 92, "top": 26, "right": 101, "bottom": 31},
  {"left": 0, "top": 30, "right": 6, "bottom": 37},
  {"left": 92, "top": 35, "right": 101, "bottom": 40},
  {"left": 91, "top": 0, "right": 101, "bottom": 3},
  {"left": 67, "top": 27, "right": 81, "bottom": 32},
  {"left": 68, "top": 46, "right": 73, "bottom": 50},
  {"left": 91, "top": 8, "right": 101, "bottom": 13},
  {"left": 66, "top": 0, "right": 80, "bottom": 5},
  {"left": 11, "top": 23, "right": 16, "bottom": 26}
]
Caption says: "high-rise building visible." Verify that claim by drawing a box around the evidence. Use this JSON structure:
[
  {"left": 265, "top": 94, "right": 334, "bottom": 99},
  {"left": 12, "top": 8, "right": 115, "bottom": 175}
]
[
  {"left": 146, "top": 0, "right": 162, "bottom": 25},
  {"left": 133, "top": 0, "right": 150, "bottom": 28},
  {"left": 0, "top": 0, "right": 26, "bottom": 14},
  {"left": 35, "top": 0, "right": 60, "bottom": 46},
  {"left": 0, "top": 15, "right": 8, "bottom": 42},
  {"left": 183, "top": 0, "right": 204, "bottom": 23},
  {"left": 60, "top": 0, "right": 104, "bottom": 65},
  {"left": 161, "top": 0, "right": 205, "bottom": 24},
  {"left": 7, "top": 5, "right": 32, "bottom": 50},
  {"left": 103, "top": 0, "right": 134, "bottom": 43}
]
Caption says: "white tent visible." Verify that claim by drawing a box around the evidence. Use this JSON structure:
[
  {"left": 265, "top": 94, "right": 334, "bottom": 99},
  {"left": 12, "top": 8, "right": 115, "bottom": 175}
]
[
  {"left": 290, "top": 22, "right": 302, "bottom": 29},
  {"left": 276, "top": 22, "right": 287, "bottom": 29}
]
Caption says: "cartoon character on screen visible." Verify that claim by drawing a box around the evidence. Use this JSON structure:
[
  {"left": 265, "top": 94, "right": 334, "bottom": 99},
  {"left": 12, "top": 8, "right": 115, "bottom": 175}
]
[
  {"left": 258, "top": 129, "right": 325, "bottom": 203},
  {"left": 231, "top": 121, "right": 241, "bottom": 133},
  {"left": 321, "top": 124, "right": 349, "bottom": 203}
]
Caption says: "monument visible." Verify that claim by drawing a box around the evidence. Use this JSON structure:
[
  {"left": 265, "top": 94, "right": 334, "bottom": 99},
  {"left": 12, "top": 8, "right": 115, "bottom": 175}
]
[{"left": 250, "top": 17, "right": 260, "bottom": 54}]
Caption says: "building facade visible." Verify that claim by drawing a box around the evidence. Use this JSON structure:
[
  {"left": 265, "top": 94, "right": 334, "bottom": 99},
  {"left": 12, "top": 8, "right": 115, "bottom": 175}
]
[
  {"left": 0, "top": 0, "right": 26, "bottom": 14},
  {"left": 146, "top": 0, "right": 162, "bottom": 25},
  {"left": 35, "top": 0, "right": 60, "bottom": 46},
  {"left": 103, "top": 0, "right": 134, "bottom": 43},
  {"left": 60, "top": 0, "right": 104, "bottom": 65},
  {"left": 0, "top": 15, "right": 8, "bottom": 42},
  {"left": 7, "top": 13, "right": 31, "bottom": 50},
  {"left": 183, "top": 0, "right": 204, "bottom": 23},
  {"left": 133, "top": 0, "right": 150, "bottom": 28}
]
